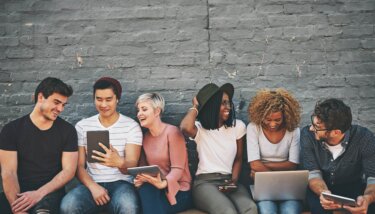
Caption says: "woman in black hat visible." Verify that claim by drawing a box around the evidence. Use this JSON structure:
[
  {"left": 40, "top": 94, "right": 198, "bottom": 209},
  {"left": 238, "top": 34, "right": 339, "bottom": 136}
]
[{"left": 180, "top": 83, "right": 258, "bottom": 214}]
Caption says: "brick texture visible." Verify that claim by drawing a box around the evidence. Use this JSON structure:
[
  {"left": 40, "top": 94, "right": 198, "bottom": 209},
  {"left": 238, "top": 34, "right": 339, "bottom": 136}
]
[{"left": 0, "top": 0, "right": 374, "bottom": 132}]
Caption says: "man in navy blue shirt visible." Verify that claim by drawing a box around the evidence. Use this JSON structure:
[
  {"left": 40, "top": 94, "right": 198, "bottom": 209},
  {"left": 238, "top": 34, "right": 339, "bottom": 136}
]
[{"left": 301, "top": 98, "right": 375, "bottom": 214}]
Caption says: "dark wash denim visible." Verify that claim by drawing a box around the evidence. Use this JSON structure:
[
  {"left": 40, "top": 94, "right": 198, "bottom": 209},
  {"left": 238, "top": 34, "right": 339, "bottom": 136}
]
[
  {"left": 60, "top": 180, "right": 139, "bottom": 214},
  {"left": 138, "top": 183, "right": 193, "bottom": 214}
]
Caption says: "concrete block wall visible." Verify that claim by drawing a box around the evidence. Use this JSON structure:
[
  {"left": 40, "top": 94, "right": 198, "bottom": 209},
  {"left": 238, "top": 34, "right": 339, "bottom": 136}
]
[{"left": 0, "top": 0, "right": 374, "bottom": 131}]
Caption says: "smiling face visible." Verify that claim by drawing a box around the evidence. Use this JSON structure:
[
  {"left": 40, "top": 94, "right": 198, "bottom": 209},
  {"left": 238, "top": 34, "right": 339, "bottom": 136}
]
[
  {"left": 38, "top": 92, "right": 68, "bottom": 121},
  {"left": 94, "top": 88, "right": 118, "bottom": 119},
  {"left": 310, "top": 115, "right": 332, "bottom": 141},
  {"left": 137, "top": 100, "right": 160, "bottom": 128},
  {"left": 262, "top": 111, "right": 284, "bottom": 132},
  {"left": 218, "top": 92, "right": 231, "bottom": 126}
]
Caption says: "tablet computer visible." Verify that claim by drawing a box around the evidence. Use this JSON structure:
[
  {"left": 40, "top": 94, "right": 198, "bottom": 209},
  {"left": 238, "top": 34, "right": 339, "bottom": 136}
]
[
  {"left": 86, "top": 130, "right": 110, "bottom": 163},
  {"left": 322, "top": 192, "right": 357, "bottom": 207},
  {"left": 128, "top": 165, "right": 161, "bottom": 177}
]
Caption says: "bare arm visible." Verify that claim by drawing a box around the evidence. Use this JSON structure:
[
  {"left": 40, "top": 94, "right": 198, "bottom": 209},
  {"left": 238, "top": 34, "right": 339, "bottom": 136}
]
[
  {"left": 12, "top": 151, "right": 78, "bottom": 212},
  {"left": 0, "top": 150, "right": 20, "bottom": 205},
  {"left": 345, "top": 184, "right": 375, "bottom": 214},
  {"left": 250, "top": 160, "right": 271, "bottom": 172},
  {"left": 120, "top": 144, "right": 141, "bottom": 173},
  {"left": 263, "top": 161, "right": 297, "bottom": 171},
  {"left": 76, "top": 146, "right": 111, "bottom": 206},
  {"left": 363, "top": 183, "right": 375, "bottom": 206},
  {"left": 76, "top": 146, "right": 97, "bottom": 189},
  {"left": 231, "top": 137, "right": 245, "bottom": 183},
  {"left": 309, "top": 177, "right": 329, "bottom": 196},
  {"left": 37, "top": 151, "right": 78, "bottom": 194},
  {"left": 180, "top": 97, "right": 199, "bottom": 138}
]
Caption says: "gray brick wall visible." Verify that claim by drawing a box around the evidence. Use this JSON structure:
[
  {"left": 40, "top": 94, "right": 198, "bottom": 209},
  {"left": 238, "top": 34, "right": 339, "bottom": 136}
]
[{"left": 0, "top": 0, "right": 374, "bottom": 131}]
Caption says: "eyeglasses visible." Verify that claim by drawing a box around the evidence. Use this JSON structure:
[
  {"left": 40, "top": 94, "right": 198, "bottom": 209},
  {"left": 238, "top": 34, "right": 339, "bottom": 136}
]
[
  {"left": 310, "top": 115, "right": 330, "bottom": 132},
  {"left": 221, "top": 100, "right": 232, "bottom": 108}
]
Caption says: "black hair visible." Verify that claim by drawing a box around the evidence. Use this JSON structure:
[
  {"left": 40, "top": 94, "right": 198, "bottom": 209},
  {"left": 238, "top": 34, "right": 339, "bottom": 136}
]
[
  {"left": 93, "top": 80, "right": 120, "bottom": 100},
  {"left": 314, "top": 98, "right": 352, "bottom": 133},
  {"left": 197, "top": 90, "right": 236, "bottom": 130},
  {"left": 34, "top": 77, "right": 73, "bottom": 103}
]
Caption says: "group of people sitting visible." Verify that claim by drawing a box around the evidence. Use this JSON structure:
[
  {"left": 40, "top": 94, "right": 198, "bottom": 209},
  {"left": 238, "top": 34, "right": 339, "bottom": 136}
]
[{"left": 0, "top": 77, "right": 374, "bottom": 214}]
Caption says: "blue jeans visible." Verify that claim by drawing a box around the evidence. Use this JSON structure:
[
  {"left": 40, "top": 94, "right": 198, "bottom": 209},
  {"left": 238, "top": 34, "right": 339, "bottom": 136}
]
[
  {"left": 257, "top": 200, "right": 302, "bottom": 214},
  {"left": 138, "top": 183, "right": 193, "bottom": 214},
  {"left": 60, "top": 180, "right": 139, "bottom": 214}
]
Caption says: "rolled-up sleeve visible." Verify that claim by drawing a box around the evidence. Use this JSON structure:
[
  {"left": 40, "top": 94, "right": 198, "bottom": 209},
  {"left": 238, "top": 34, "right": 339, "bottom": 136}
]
[{"left": 301, "top": 126, "right": 321, "bottom": 180}]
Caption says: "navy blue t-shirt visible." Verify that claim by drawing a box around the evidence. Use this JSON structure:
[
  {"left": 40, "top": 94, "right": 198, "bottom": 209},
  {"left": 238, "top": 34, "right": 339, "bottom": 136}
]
[{"left": 0, "top": 115, "right": 78, "bottom": 191}]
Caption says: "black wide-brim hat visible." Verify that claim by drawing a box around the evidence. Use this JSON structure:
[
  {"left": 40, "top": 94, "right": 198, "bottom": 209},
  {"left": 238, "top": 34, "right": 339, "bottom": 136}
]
[{"left": 196, "top": 83, "right": 234, "bottom": 112}]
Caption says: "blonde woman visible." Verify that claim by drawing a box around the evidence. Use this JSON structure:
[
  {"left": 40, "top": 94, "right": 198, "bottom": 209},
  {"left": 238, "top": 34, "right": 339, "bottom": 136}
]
[{"left": 135, "top": 93, "right": 192, "bottom": 214}]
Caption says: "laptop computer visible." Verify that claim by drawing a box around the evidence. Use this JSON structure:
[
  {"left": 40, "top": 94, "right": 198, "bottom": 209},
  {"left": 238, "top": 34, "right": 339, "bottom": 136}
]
[{"left": 250, "top": 170, "right": 308, "bottom": 201}]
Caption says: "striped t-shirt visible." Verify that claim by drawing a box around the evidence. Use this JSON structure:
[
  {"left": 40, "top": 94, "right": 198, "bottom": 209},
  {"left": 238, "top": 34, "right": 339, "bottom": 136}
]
[{"left": 75, "top": 114, "right": 142, "bottom": 183}]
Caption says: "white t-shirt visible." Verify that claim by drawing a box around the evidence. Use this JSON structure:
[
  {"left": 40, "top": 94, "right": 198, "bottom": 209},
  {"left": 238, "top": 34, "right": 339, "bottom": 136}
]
[
  {"left": 325, "top": 142, "right": 344, "bottom": 160},
  {"left": 75, "top": 114, "right": 142, "bottom": 183},
  {"left": 247, "top": 122, "right": 300, "bottom": 164},
  {"left": 194, "top": 119, "right": 246, "bottom": 175}
]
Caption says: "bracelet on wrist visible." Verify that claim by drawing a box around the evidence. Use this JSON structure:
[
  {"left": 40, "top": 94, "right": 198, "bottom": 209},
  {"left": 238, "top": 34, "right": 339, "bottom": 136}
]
[{"left": 189, "top": 107, "right": 199, "bottom": 115}]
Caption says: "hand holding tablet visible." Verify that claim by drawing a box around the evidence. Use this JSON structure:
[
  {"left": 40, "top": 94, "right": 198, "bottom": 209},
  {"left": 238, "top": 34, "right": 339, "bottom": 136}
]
[
  {"left": 87, "top": 131, "right": 110, "bottom": 163},
  {"left": 128, "top": 165, "right": 162, "bottom": 177},
  {"left": 322, "top": 192, "right": 357, "bottom": 207}
]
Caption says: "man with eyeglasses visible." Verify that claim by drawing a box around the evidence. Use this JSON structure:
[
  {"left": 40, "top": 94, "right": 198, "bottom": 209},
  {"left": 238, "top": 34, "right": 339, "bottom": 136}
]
[{"left": 301, "top": 98, "right": 375, "bottom": 214}]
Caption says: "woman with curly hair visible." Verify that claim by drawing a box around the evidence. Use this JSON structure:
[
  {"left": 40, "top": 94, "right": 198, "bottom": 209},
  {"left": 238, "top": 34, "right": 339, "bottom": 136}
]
[{"left": 247, "top": 88, "right": 302, "bottom": 214}]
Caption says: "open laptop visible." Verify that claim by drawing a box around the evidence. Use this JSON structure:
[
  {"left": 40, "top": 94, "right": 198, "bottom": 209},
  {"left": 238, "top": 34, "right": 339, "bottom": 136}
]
[{"left": 250, "top": 170, "right": 308, "bottom": 201}]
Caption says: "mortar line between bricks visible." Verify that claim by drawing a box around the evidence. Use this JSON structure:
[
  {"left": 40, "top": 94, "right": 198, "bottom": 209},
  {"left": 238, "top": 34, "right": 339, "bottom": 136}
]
[{"left": 206, "top": 0, "right": 211, "bottom": 64}]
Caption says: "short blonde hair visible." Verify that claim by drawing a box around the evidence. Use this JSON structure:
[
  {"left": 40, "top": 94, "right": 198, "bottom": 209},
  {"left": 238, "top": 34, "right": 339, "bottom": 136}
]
[
  {"left": 248, "top": 88, "right": 301, "bottom": 131},
  {"left": 135, "top": 92, "right": 165, "bottom": 113}
]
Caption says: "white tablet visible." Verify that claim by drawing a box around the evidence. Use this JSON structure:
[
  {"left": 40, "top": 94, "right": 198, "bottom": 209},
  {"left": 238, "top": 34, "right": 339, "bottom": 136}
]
[
  {"left": 128, "top": 165, "right": 161, "bottom": 177},
  {"left": 322, "top": 192, "right": 357, "bottom": 207}
]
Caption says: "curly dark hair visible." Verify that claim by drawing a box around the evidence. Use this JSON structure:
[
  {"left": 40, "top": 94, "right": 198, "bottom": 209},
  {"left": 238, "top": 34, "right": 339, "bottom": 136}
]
[{"left": 248, "top": 88, "right": 301, "bottom": 132}]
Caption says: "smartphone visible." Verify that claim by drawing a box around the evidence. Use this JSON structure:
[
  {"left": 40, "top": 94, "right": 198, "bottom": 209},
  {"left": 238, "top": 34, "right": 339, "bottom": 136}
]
[
  {"left": 322, "top": 192, "right": 357, "bottom": 207},
  {"left": 218, "top": 183, "right": 238, "bottom": 192}
]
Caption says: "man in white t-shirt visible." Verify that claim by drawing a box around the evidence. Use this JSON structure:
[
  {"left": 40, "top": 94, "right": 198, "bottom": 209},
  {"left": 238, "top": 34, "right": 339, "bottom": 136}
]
[{"left": 60, "top": 77, "right": 142, "bottom": 214}]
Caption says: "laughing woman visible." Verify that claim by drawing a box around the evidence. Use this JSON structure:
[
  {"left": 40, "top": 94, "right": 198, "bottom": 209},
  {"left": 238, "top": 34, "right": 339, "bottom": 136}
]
[
  {"left": 134, "top": 93, "right": 193, "bottom": 214},
  {"left": 180, "top": 83, "right": 257, "bottom": 214},
  {"left": 247, "top": 88, "right": 302, "bottom": 214}
]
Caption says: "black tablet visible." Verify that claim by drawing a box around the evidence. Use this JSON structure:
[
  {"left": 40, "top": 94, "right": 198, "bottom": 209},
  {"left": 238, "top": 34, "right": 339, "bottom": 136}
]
[
  {"left": 86, "top": 130, "right": 110, "bottom": 163},
  {"left": 128, "top": 165, "right": 161, "bottom": 177},
  {"left": 322, "top": 192, "right": 357, "bottom": 207}
]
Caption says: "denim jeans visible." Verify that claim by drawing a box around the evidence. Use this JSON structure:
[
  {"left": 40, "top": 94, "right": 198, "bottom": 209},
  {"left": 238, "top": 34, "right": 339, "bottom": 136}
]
[
  {"left": 0, "top": 189, "right": 64, "bottom": 214},
  {"left": 257, "top": 200, "right": 302, "bottom": 214},
  {"left": 138, "top": 183, "right": 193, "bottom": 214},
  {"left": 306, "top": 182, "right": 375, "bottom": 214},
  {"left": 60, "top": 180, "right": 139, "bottom": 214}
]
